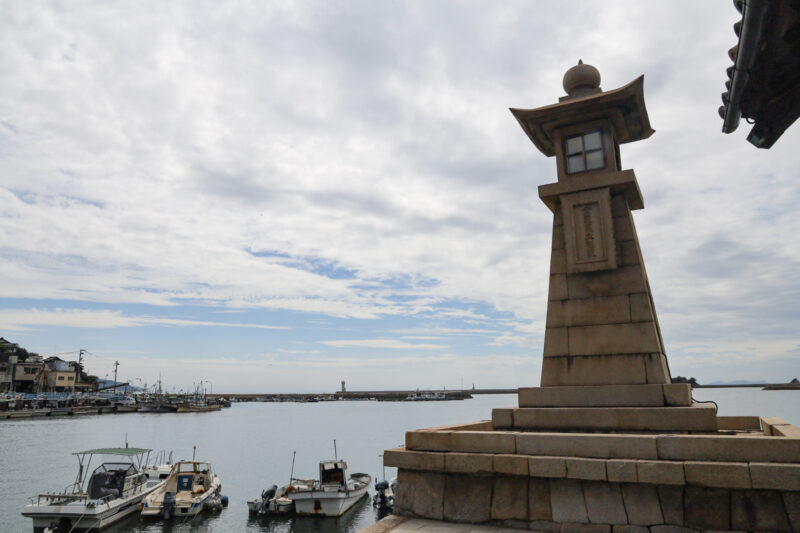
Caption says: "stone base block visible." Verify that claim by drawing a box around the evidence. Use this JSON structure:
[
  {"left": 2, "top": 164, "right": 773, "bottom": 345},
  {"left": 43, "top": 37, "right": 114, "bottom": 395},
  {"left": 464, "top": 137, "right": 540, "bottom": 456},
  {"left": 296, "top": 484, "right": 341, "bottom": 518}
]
[
  {"left": 517, "top": 433, "right": 658, "bottom": 459},
  {"left": 762, "top": 416, "right": 800, "bottom": 436},
  {"left": 541, "top": 353, "right": 672, "bottom": 386},
  {"left": 716, "top": 415, "right": 762, "bottom": 431},
  {"left": 394, "top": 469, "right": 445, "bottom": 519},
  {"left": 517, "top": 384, "right": 691, "bottom": 408},
  {"left": 389, "top": 470, "right": 800, "bottom": 531},
  {"left": 657, "top": 434, "right": 800, "bottom": 463},
  {"left": 502, "top": 404, "right": 717, "bottom": 432},
  {"left": 443, "top": 474, "right": 491, "bottom": 523}
]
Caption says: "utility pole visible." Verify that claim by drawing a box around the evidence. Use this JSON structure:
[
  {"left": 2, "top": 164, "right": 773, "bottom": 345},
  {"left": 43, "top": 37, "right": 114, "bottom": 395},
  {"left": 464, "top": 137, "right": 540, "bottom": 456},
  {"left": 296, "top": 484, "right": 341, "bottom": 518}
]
[
  {"left": 113, "top": 361, "right": 119, "bottom": 395},
  {"left": 77, "top": 349, "right": 86, "bottom": 390}
]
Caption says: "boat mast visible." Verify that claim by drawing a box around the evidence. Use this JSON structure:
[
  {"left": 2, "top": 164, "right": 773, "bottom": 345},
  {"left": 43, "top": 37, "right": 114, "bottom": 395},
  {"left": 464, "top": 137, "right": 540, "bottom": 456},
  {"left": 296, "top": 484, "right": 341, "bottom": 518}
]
[
  {"left": 289, "top": 450, "right": 296, "bottom": 484},
  {"left": 333, "top": 439, "right": 338, "bottom": 461}
]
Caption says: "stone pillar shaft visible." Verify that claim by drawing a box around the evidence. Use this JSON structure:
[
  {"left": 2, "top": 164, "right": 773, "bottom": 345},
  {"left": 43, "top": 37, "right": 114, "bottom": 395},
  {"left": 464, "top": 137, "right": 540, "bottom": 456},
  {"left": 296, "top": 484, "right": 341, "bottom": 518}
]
[{"left": 541, "top": 188, "right": 670, "bottom": 386}]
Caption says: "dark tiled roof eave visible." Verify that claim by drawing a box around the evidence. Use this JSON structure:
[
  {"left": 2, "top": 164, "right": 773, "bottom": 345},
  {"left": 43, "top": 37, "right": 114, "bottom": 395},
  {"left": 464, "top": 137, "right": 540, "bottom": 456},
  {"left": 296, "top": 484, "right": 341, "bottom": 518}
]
[{"left": 720, "top": 0, "right": 800, "bottom": 148}]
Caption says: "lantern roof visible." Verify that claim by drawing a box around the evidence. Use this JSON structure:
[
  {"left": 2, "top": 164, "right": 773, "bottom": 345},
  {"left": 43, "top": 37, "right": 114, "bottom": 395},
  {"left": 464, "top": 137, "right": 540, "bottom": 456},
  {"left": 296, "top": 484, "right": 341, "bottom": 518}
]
[{"left": 510, "top": 70, "right": 654, "bottom": 157}]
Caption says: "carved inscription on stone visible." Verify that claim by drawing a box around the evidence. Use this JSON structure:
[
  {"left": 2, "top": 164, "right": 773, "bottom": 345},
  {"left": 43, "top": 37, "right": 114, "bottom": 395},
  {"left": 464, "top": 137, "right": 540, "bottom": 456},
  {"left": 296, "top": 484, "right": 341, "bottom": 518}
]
[
  {"left": 573, "top": 201, "right": 605, "bottom": 263},
  {"left": 561, "top": 188, "right": 616, "bottom": 273}
]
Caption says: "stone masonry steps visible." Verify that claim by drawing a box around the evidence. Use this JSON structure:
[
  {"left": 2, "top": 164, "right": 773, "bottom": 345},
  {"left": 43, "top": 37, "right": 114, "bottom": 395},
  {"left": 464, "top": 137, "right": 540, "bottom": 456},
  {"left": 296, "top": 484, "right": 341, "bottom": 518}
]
[{"left": 492, "top": 403, "right": 717, "bottom": 432}]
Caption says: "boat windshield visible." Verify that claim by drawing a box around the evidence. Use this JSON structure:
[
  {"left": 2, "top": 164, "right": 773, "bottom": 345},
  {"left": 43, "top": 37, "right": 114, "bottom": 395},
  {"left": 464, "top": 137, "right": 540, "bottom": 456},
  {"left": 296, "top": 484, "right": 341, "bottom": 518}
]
[
  {"left": 87, "top": 463, "right": 137, "bottom": 500},
  {"left": 320, "top": 463, "right": 345, "bottom": 484},
  {"left": 91, "top": 463, "right": 137, "bottom": 476},
  {"left": 177, "top": 462, "right": 211, "bottom": 473}
]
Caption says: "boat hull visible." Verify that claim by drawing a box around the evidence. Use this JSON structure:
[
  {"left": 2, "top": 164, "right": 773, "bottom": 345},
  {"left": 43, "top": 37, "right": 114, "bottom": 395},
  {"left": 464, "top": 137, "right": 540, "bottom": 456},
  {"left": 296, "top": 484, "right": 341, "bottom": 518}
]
[
  {"left": 26, "top": 502, "right": 138, "bottom": 533},
  {"left": 176, "top": 404, "right": 222, "bottom": 413},
  {"left": 291, "top": 490, "right": 368, "bottom": 517},
  {"left": 289, "top": 474, "right": 371, "bottom": 517},
  {"left": 247, "top": 496, "right": 294, "bottom": 515},
  {"left": 141, "top": 463, "right": 222, "bottom": 520},
  {"left": 138, "top": 404, "right": 178, "bottom": 413},
  {"left": 23, "top": 481, "right": 162, "bottom": 532},
  {"left": 141, "top": 486, "right": 221, "bottom": 518}
]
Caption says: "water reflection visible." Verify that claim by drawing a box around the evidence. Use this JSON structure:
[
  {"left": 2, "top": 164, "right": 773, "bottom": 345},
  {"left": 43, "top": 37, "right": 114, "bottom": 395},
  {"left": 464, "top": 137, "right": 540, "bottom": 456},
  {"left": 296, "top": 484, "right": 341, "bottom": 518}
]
[
  {"left": 102, "top": 495, "right": 387, "bottom": 533},
  {"left": 104, "top": 509, "right": 229, "bottom": 533}
]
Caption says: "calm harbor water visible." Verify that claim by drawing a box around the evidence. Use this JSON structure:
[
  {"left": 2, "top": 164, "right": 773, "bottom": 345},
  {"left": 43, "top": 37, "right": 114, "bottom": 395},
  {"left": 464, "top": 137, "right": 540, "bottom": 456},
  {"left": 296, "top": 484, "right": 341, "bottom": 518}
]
[{"left": 2, "top": 389, "right": 798, "bottom": 533}]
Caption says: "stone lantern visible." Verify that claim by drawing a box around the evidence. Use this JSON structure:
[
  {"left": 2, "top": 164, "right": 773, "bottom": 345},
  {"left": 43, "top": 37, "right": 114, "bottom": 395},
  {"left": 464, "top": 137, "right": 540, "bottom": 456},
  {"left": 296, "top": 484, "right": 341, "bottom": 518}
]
[
  {"left": 381, "top": 63, "right": 800, "bottom": 533},
  {"left": 511, "top": 61, "right": 671, "bottom": 389}
]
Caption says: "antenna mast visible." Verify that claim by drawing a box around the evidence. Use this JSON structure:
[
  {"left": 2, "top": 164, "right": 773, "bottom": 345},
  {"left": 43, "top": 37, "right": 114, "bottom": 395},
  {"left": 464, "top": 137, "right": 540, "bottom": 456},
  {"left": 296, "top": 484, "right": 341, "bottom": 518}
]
[{"left": 113, "top": 361, "right": 119, "bottom": 395}]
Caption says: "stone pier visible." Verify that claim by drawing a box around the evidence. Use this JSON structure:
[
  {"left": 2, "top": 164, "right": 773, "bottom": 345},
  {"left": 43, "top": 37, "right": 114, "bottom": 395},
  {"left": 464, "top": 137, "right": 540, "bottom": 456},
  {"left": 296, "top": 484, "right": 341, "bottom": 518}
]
[
  {"left": 376, "top": 63, "right": 800, "bottom": 533},
  {"left": 385, "top": 416, "right": 800, "bottom": 532}
]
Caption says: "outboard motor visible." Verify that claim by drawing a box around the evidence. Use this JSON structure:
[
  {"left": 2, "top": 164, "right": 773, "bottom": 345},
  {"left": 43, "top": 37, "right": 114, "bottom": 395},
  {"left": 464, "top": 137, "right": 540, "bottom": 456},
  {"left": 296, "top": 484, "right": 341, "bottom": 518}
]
[
  {"left": 374, "top": 480, "right": 390, "bottom": 506},
  {"left": 262, "top": 485, "right": 277, "bottom": 501},
  {"left": 258, "top": 485, "right": 277, "bottom": 514},
  {"left": 161, "top": 492, "right": 176, "bottom": 520}
]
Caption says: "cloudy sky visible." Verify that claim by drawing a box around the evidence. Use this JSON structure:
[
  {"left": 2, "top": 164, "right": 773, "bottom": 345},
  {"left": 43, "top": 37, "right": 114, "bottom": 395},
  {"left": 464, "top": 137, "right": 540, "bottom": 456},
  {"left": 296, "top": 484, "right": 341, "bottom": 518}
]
[{"left": 1, "top": 1, "right": 798, "bottom": 392}]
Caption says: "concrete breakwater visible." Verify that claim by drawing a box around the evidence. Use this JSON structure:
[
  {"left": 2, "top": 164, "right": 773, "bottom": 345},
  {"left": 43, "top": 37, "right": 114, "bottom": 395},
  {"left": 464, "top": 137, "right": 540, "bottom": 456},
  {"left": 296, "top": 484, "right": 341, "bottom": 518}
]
[
  {"left": 1, "top": 389, "right": 477, "bottom": 419},
  {"left": 211, "top": 389, "right": 475, "bottom": 402},
  {"left": 1, "top": 404, "right": 139, "bottom": 419}
]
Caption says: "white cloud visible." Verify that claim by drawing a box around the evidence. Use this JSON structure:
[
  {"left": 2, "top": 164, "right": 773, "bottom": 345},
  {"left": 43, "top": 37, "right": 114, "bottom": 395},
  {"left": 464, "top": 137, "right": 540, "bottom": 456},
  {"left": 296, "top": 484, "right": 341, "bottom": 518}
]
[
  {"left": 319, "top": 339, "right": 448, "bottom": 350},
  {"left": 0, "top": 1, "right": 798, "bottom": 386},
  {"left": 0, "top": 308, "right": 287, "bottom": 331}
]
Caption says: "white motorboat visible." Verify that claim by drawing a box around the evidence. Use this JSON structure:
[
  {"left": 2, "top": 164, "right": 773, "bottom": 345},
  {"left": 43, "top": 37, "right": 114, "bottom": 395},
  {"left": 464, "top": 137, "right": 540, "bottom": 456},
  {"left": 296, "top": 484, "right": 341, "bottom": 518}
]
[
  {"left": 21, "top": 447, "right": 166, "bottom": 533},
  {"left": 247, "top": 484, "right": 295, "bottom": 515},
  {"left": 140, "top": 460, "right": 224, "bottom": 519},
  {"left": 288, "top": 459, "right": 371, "bottom": 517}
]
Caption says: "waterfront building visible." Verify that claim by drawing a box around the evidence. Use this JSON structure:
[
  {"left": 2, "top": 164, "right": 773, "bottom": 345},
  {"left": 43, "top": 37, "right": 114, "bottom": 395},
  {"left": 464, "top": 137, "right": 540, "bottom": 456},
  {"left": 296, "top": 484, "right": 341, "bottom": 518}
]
[
  {"left": 41, "top": 357, "right": 81, "bottom": 392},
  {"left": 0, "top": 337, "right": 19, "bottom": 352},
  {"left": 10, "top": 355, "right": 45, "bottom": 393},
  {"left": 0, "top": 342, "right": 95, "bottom": 393},
  {"left": 0, "top": 337, "right": 19, "bottom": 392},
  {"left": 0, "top": 360, "right": 11, "bottom": 392}
]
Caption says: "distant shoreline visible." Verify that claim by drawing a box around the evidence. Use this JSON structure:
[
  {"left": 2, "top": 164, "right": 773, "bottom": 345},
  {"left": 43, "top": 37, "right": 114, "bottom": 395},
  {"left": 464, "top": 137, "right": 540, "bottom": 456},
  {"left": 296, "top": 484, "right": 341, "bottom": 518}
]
[
  {"left": 206, "top": 385, "right": 800, "bottom": 397},
  {"left": 695, "top": 383, "right": 800, "bottom": 389}
]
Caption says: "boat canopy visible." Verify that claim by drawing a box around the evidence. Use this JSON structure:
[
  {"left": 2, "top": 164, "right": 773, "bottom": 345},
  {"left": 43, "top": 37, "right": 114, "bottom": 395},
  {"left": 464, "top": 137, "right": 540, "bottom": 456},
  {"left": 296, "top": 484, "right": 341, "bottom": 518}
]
[{"left": 74, "top": 447, "right": 151, "bottom": 456}]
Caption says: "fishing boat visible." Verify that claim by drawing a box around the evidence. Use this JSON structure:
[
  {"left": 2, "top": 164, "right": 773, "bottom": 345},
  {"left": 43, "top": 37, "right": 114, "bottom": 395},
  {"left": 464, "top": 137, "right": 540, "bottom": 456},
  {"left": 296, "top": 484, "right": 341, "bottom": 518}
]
[
  {"left": 247, "top": 484, "right": 295, "bottom": 515},
  {"left": 137, "top": 377, "right": 178, "bottom": 413},
  {"left": 176, "top": 401, "right": 221, "bottom": 413},
  {"left": 248, "top": 451, "right": 298, "bottom": 516},
  {"left": 175, "top": 380, "right": 221, "bottom": 413},
  {"left": 137, "top": 400, "right": 178, "bottom": 413},
  {"left": 140, "top": 459, "right": 224, "bottom": 519},
  {"left": 21, "top": 447, "right": 166, "bottom": 533},
  {"left": 288, "top": 459, "right": 371, "bottom": 517}
]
